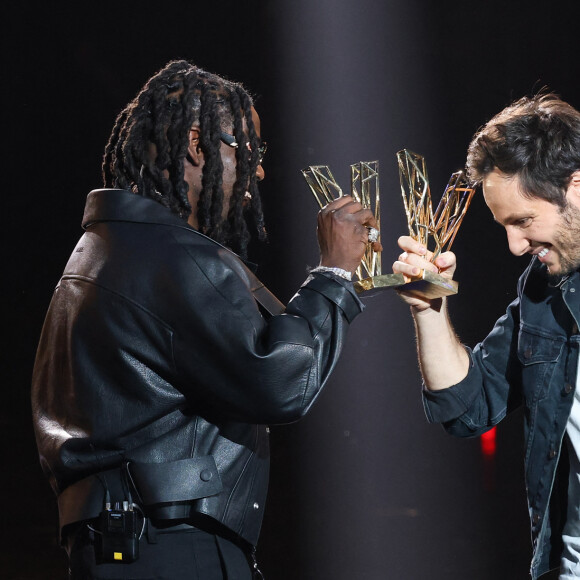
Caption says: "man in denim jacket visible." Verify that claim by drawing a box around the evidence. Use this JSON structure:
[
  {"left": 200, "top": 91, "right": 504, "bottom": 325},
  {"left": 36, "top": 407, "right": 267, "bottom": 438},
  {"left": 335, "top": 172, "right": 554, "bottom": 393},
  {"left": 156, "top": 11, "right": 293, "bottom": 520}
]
[{"left": 394, "top": 93, "right": 580, "bottom": 580}]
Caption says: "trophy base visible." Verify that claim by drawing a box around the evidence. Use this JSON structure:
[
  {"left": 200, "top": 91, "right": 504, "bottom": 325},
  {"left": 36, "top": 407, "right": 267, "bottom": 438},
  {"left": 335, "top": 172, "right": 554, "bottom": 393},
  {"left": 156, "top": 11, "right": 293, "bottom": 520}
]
[
  {"left": 354, "top": 270, "right": 458, "bottom": 298},
  {"left": 395, "top": 269, "right": 458, "bottom": 299},
  {"left": 354, "top": 273, "right": 406, "bottom": 293}
]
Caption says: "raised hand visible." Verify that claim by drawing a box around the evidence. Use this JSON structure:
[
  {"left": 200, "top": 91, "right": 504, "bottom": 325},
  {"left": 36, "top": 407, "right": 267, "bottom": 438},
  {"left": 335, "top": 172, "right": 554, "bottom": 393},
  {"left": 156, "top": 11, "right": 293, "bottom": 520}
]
[
  {"left": 317, "top": 196, "right": 382, "bottom": 274},
  {"left": 392, "top": 235, "right": 456, "bottom": 311}
]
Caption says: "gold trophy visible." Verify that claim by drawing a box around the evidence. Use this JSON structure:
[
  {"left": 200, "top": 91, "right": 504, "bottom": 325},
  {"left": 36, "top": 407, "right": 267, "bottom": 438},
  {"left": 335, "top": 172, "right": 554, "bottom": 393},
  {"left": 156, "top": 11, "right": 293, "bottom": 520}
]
[
  {"left": 302, "top": 160, "right": 404, "bottom": 293},
  {"left": 396, "top": 149, "right": 475, "bottom": 299},
  {"left": 302, "top": 151, "right": 475, "bottom": 298}
]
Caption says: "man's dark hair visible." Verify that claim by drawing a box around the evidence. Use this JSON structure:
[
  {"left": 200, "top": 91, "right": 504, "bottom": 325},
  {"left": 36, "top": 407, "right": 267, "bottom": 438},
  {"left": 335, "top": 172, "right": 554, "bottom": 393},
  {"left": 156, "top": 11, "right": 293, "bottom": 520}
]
[
  {"left": 102, "top": 59, "right": 265, "bottom": 257},
  {"left": 466, "top": 93, "right": 580, "bottom": 207}
]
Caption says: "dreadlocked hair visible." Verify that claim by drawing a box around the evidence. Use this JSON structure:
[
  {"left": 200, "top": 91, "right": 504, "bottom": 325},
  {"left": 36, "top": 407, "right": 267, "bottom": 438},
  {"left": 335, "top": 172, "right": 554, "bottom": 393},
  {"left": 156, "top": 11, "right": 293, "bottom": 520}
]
[{"left": 102, "top": 59, "right": 266, "bottom": 258}]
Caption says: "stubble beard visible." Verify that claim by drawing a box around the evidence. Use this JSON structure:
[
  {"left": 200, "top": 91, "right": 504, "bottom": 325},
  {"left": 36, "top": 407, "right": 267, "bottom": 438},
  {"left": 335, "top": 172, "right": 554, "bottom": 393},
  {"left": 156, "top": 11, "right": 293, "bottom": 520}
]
[{"left": 548, "top": 201, "right": 580, "bottom": 280}]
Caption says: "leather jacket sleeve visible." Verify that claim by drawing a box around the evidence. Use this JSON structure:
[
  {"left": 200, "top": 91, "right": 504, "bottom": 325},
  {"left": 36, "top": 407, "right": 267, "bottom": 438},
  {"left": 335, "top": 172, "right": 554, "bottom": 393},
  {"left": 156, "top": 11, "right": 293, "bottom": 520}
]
[{"left": 167, "top": 232, "right": 364, "bottom": 423}]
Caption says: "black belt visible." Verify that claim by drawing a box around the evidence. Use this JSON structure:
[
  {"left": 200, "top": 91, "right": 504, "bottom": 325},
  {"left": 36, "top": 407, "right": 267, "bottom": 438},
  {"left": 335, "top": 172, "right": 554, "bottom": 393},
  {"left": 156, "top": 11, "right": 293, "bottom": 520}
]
[{"left": 58, "top": 455, "right": 223, "bottom": 531}]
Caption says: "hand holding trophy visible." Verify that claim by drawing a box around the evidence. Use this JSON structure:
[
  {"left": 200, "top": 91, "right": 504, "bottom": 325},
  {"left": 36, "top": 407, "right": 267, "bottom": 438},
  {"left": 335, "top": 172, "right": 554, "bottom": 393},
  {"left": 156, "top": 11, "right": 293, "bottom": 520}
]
[
  {"left": 303, "top": 161, "right": 402, "bottom": 293},
  {"left": 302, "top": 151, "right": 475, "bottom": 297},
  {"left": 396, "top": 149, "right": 475, "bottom": 299}
]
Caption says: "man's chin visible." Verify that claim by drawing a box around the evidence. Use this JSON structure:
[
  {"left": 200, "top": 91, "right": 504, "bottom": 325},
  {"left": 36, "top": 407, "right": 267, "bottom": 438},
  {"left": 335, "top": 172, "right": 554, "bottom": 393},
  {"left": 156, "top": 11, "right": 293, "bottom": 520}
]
[{"left": 546, "top": 258, "right": 580, "bottom": 282}]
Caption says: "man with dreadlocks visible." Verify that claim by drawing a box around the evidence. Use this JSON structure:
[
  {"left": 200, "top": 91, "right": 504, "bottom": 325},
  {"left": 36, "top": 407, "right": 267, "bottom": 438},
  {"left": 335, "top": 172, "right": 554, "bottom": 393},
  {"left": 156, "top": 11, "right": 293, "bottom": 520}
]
[{"left": 32, "top": 60, "right": 379, "bottom": 579}]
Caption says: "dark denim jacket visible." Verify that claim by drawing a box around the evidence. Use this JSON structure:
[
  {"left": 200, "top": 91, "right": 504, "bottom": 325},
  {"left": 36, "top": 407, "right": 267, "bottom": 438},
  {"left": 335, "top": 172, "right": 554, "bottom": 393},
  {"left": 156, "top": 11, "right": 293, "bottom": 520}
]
[{"left": 423, "top": 257, "right": 580, "bottom": 579}]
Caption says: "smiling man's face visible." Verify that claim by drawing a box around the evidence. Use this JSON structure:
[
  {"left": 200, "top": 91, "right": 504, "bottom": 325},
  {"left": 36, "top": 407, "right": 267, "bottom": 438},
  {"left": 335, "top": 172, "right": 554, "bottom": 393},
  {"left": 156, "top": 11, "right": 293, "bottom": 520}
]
[{"left": 483, "top": 168, "right": 580, "bottom": 278}]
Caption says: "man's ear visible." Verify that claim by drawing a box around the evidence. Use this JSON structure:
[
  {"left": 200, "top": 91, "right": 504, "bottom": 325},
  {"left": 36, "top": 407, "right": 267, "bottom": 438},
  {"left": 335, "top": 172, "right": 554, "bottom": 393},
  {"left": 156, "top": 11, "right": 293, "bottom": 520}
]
[{"left": 187, "top": 128, "right": 203, "bottom": 166}]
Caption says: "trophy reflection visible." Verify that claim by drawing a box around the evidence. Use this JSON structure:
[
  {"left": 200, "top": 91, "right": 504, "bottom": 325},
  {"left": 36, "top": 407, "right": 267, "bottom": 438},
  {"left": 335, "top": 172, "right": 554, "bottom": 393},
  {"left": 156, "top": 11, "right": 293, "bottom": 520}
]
[
  {"left": 302, "top": 151, "right": 475, "bottom": 298},
  {"left": 396, "top": 149, "right": 475, "bottom": 299},
  {"left": 302, "top": 160, "right": 404, "bottom": 293}
]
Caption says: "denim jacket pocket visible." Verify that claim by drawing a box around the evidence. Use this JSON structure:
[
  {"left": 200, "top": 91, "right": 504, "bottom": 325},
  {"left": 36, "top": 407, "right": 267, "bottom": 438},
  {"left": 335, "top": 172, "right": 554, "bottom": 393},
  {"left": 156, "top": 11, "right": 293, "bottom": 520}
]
[{"left": 517, "top": 326, "right": 564, "bottom": 403}]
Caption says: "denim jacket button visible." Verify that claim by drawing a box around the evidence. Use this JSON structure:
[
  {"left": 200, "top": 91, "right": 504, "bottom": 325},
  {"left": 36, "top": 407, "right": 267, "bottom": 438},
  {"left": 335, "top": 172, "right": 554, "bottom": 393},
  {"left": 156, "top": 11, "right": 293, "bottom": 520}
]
[
  {"left": 564, "top": 383, "right": 573, "bottom": 394},
  {"left": 549, "top": 448, "right": 557, "bottom": 459},
  {"left": 524, "top": 348, "right": 533, "bottom": 359},
  {"left": 533, "top": 513, "right": 541, "bottom": 525}
]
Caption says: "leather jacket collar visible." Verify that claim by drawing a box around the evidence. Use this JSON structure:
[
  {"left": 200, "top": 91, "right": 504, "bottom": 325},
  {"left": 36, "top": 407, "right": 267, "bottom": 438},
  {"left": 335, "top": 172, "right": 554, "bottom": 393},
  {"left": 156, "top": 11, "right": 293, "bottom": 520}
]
[{"left": 82, "top": 189, "right": 191, "bottom": 230}]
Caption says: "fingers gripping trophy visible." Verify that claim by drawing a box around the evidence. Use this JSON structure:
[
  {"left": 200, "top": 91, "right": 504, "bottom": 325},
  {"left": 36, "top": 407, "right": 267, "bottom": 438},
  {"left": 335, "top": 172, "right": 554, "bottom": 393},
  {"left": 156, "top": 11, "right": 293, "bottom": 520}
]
[
  {"left": 302, "top": 161, "right": 392, "bottom": 293},
  {"left": 302, "top": 150, "right": 475, "bottom": 298}
]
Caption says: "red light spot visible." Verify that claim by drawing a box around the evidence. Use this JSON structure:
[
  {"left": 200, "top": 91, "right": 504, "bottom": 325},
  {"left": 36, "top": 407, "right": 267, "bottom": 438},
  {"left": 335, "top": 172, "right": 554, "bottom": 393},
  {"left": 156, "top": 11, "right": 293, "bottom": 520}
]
[{"left": 480, "top": 427, "right": 497, "bottom": 456}]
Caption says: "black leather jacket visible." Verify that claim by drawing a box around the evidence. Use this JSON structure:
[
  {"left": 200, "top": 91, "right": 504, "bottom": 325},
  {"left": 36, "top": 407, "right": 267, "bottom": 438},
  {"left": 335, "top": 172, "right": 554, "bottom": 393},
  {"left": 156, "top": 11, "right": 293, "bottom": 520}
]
[{"left": 32, "top": 189, "right": 363, "bottom": 546}]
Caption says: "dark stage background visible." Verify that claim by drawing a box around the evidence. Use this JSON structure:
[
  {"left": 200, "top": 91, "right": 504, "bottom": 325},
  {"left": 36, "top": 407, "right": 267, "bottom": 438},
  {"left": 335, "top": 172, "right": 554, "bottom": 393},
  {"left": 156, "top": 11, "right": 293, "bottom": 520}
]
[{"left": 5, "top": 1, "right": 580, "bottom": 578}]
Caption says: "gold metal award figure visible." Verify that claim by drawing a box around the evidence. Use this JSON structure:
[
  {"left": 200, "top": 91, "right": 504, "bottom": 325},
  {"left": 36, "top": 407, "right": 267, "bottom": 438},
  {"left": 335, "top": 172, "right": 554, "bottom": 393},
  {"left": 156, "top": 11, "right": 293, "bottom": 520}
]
[{"left": 396, "top": 149, "right": 475, "bottom": 298}]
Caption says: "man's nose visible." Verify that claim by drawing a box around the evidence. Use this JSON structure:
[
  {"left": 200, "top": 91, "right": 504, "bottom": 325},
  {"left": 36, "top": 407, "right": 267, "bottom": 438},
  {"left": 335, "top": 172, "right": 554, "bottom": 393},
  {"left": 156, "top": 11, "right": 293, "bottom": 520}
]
[
  {"left": 256, "top": 164, "right": 265, "bottom": 181},
  {"left": 506, "top": 227, "right": 529, "bottom": 256}
]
